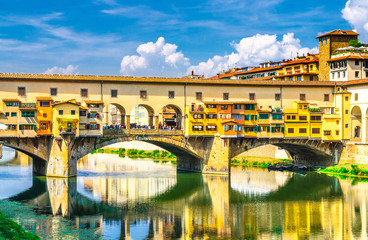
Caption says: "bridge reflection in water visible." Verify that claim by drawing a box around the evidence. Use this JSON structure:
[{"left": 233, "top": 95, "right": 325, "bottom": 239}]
[{"left": 5, "top": 166, "right": 368, "bottom": 239}]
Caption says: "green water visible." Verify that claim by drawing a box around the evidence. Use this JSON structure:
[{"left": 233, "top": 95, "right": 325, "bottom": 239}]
[{"left": 1, "top": 150, "right": 368, "bottom": 239}]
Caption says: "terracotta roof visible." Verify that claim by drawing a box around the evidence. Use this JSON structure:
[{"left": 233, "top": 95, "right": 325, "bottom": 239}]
[
  {"left": 84, "top": 100, "right": 104, "bottom": 104},
  {"left": 294, "top": 101, "right": 310, "bottom": 104},
  {"left": 233, "top": 66, "right": 283, "bottom": 76},
  {"left": 79, "top": 106, "right": 88, "bottom": 110},
  {"left": 316, "top": 30, "right": 359, "bottom": 38},
  {"left": 328, "top": 55, "right": 368, "bottom": 62},
  {"left": 343, "top": 78, "right": 368, "bottom": 86},
  {"left": 203, "top": 100, "right": 257, "bottom": 105},
  {"left": 257, "top": 109, "right": 272, "bottom": 113},
  {"left": 53, "top": 99, "right": 80, "bottom": 106},
  {"left": 2, "top": 98, "right": 20, "bottom": 102},
  {"left": 36, "top": 96, "right": 53, "bottom": 100},
  {"left": 281, "top": 58, "right": 319, "bottom": 66},
  {"left": 208, "top": 75, "right": 219, "bottom": 79}
]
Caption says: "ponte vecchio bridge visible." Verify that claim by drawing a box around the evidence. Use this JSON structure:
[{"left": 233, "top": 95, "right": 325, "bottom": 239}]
[{"left": 0, "top": 73, "right": 355, "bottom": 177}]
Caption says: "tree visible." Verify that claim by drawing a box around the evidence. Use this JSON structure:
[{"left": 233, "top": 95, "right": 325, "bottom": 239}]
[{"left": 349, "top": 39, "right": 363, "bottom": 48}]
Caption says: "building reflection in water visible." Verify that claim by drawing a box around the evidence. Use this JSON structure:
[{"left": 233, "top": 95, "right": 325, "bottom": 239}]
[{"left": 5, "top": 151, "right": 368, "bottom": 239}]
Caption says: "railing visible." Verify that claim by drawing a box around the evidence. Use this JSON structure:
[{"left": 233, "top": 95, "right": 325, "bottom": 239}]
[{"left": 103, "top": 129, "right": 184, "bottom": 136}]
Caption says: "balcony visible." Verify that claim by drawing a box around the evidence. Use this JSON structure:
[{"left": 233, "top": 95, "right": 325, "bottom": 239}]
[{"left": 59, "top": 128, "right": 77, "bottom": 135}]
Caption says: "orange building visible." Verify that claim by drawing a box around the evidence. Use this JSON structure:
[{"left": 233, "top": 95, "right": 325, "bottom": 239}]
[{"left": 36, "top": 97, "right": 53, "bottom": 135}]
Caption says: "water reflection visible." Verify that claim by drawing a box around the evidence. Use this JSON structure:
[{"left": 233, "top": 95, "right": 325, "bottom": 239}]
[{"left": 2, "top": 152, "right": 368, "bottom": 239}]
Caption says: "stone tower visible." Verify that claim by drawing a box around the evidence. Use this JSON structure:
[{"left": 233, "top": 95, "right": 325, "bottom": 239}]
[{"left": 317, "top": 30, "right": 359, "bottom": 81}]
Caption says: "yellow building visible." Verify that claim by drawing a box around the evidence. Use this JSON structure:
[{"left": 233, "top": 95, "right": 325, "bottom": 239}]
[
  {"left": 36, "top": 97, "right": 53, "bottom": 136},
  {"left": 0, "top": 99, "right": 20, "bottom": 136},
  {"left": 19, "top": 102, "right": 37, "bottom": 138},
  {"left": 52, "top": 100, "right": 80, "bottom": 137},
  {"left": 276, "top": 56, "right": 319, "bottom": 81},
  {"left": 79, "top": 100, "right": 104, "bottom": 136}
]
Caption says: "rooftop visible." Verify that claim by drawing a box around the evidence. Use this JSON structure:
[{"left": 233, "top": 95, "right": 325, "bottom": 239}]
[{"left": 316, "top": 30, "right": 359, "bottom": 38}]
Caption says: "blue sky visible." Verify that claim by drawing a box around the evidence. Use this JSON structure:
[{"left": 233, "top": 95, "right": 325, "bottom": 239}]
[{"left": 0, "top": 0, "right": 366, "bottom": 77}]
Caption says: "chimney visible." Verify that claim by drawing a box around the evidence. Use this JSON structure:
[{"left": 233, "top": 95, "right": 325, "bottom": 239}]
[{"left": 191, "top": 70, "right": 194, "bottom": 76}]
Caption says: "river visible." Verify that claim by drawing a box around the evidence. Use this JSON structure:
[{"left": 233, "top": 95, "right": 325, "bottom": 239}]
[{"left": 0, "top": 147, "right": 368, "bottom": 239}]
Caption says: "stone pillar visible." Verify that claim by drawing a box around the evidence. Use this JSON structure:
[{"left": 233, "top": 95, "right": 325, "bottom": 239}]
[
  {"left": 121, "top": 114, "right": 126, "bottom": 126},
  {"left": 0, "top": 144, "right": 2, "bottom": 159},
  {"left": 104, "top": 104, "right": 109, "bottom": 126},
  {"left": 46, "top": 135, "right": 77, "bottom": 177},
  {"left": 362, "top": 111, "right": 367, "bottom": 142},
  {"left": 126, "top": 115, "right": 131, "bottom": 132},
  {"left": 154, "top": 115, "right": 159, "bottom": 131},
  {"left": 149, "top": 115, "right": 154, "bottom": 127},
  {"left": 202, "top": 133, "right": 231, "bottom": 174}
]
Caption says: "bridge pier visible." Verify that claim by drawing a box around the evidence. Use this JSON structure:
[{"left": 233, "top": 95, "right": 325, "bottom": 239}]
[
  {"left": 202, "top": 134, "right": 231, "bottom": 174},
  {"left": 0, "top": 144, "right": 2, "bottom": 159}
]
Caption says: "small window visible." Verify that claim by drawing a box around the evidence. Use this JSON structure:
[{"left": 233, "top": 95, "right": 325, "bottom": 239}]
[
  {"left": 71, "top": 110, "right": 76, "bottom": 115},
  {"left": 111, "top": 89, "right": 118, "bottom": 98},
  {"left": 221, "top": 105, "right": 228, "bottom": 110},
  {"left": 234, "top": 104, "right": 242, "bottom": 109},
  {"left": 309, "top": 76, "right": 313, "bottom": 81},
  {"left": 206, "top": 114, "right": 217, "bottom": 119},
  {"left": 275, "top": 93, "right": 281, "bottom": 101},
  {"left": 11, "top": 112, "right": 17, "bottom": 117},
  {"left": 43, "top": 113, "right": 47, "bottom": 118},
  {"left": 355, "top": 60, "right": 360, "bottom": 66},
  {"left": 40, "top": 101, "right": 50, "bottom": 107},
  {"left": 304, "top": 105, "right": 307, "bottom": 110},
  {"left": 355, "top": 93, "right": 358, "bottom": 101},
  {"left": 50, "top": 88, "right": 58, "bottom": 96},
  {"left": 206, "top": 125, "right": 217, "bottom": 131},
  {"left": 345, "top": 124, "right": 349, "bottom": 128},
  {"left": 324, "top": 130, "right": 331, "bottom": 135},
  {"left": 299, "top": 105, "right": 302, "bottom": 109},
  {"left": 140, "top": 90, "right": 147, "bottom": 99},
  {"left": 299, "top": 128, "right": 307, "bottom": 133},
  {"left": 355, "top": 71, "right": 359, "bottom": 78},
  {"left": 5, "top": 112, "right": 9, "bottom": 117},
  {"left": 287, "top": 115, "right": 291, "bottom": 120},
  {"left": 288, "top": 128, "right": 294, "bottom": 133},
  {"left": 345, "top": 96, "right": 349, "bottom": 101},
  {"left": 249, "top": 93, "right": 255, "bottom": 100},
  {"left": 312, "top": 128, "right": 320, "bottom": 134},
  {"left": 336, "top": 130, "right": 340, "bottom": 135},
  {"left": 168, "top": 91, "right": 175, "bottom": 99},
  {"left": 324, "top": 94, "right": 329, "bottom": 101},
  {"left": 196, "top": 92, "right": 202, "bottom": 101},
  {"left": 18, "top": 87, "right": 26, "bottom": 96},
  {"left": 192, "top": 125, "right": 203, "bottom": 131},
  {"left": 299, "top": 116, "right": 307, "bottom": 121},
  {"left": 59, "top": 110, "right": 63, "bottom": 115},
  {"left": 345, "top": 110, "right": 348, "bottom": 114},
  {"left": 300, "top": 94, "right": 306, "bottom": 101},
  {"left": 223, "top": 92, "right": 229, "bottom": 100},
  {"left": 193, "top": 114, "right": 203, "bottom": 119},
  {"left": 292, "top": 115, "right": 296, "bottom": 120},
  {"left": 81, "top": 88, "right": 88, "bottom": 97},
  {"left": 80, "top": 110, "right": 86, "bottom": 116}
]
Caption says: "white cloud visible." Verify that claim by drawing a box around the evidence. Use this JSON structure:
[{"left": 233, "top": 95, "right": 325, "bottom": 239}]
[
  {"left": 45, "top": 65, "right": 79, "bottom": 75},
  {"left": 189, "top": 33, "right": 318, "bottom": 77},
  {"left": 342, "top": 0, "right": 368, "bottom": 41},
  {"left": 120, "top": 37, "right": 190, "bottom": 77}
]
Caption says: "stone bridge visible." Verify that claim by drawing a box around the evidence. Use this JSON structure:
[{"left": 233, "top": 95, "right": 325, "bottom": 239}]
[{"left": 0, "top": 129, "right": 345, "bottom": 177}]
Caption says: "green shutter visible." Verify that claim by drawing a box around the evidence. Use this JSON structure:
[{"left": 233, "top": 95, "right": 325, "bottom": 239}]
[
  {"left": 271, "top": 127, "right": 275, "bottom": 132},
  {"left": 267, "top": 126, "right": 270, "bottom": 132},
  {"left": 19, "top": 125, "right": 22, "bottom": 130},
  {"left": 281, "top": 127, "right": 285, "bottom": 133},
  {"left": 34, "top": 125, "right": 37, "bottom": 131},
  {"left": 255, "top": 115, "right": 258, "bottom": 121}
]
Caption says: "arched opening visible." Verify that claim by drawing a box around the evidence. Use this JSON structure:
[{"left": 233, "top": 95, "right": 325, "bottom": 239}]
[
  {"left": 161, "top": 105, "right": 183, "bottom": 130},
  {"left": 351, "top": 106, "right": 362, "bottom": 140},
  {"left": 108, "top": 103, "right": 127, "bottom": 127},
  {"left": 129, "top": 104, "right": 155, "bottom": 128}
]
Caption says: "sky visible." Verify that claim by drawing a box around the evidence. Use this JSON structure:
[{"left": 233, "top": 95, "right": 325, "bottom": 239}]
[{"left": 0, "top": 0, "right": 367, "bottom": 77}]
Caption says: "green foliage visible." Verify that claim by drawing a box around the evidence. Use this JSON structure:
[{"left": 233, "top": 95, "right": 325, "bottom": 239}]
[
  {"left": 308, "top": 107, "right": 322, "bottom": 112},
  {"left": 0, "top": 211, "right": 40, "bottom": 240},
  {"left": 349, "top": 39, "right": 363, "bottom": 48},
  {"left": 319, "top": 164, "right": 368, "bottom": 178}
]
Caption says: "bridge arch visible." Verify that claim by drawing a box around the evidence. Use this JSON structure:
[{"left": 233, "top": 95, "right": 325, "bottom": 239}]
[
  {"left": 129, "top": 104, "right": 155, "bottom": 128},
  {"left": 107, "top": 103, "right": 127, "bottom": 126},
  {"left": 351, "top": 105, "right": 362, "bottom": 139},
  {"left": 161, "top": 104, "right": 183, "bottom": 130}
]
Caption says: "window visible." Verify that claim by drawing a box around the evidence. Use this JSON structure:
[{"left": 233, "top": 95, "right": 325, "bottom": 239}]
[
  {"left": 206, "top": 114, "right": 217, "bottom": 119},
  {"left": 355, "top": 71, "right": 359, "bottom": 78},
  {"left": 332, "top": 73, "right": 335, "bottom": 79},
  {"left": 80, "top": 110, "right": 86, "bottom": 116},
  {"left": 43, "top": 113, "right": 47, "bottom": 118},
  {"left": 275, "top": 93, "right": 281, "bottom": 101},
  {"left": 21, "top": 111, "right": 35, "bottom": 117},
  {"left": 287, "top": 115, "right": 291, "bottom": 120},
  {"left": 244, "top": 104, "right": 255, "bottom": 110},
  {"left": 336, "top": 130, "right": 340, "bottom": 135},
  {"left": 310, "top": 65, "right": 314, "bottom": 71},
  {"left": 343, "top": 71, "right": 346, "bottom": 78},
  {"left": 111, "top": 89, "right": 118, "bottom": 98},
  {"left": 355, "top": 93, "right": 358, "bottom": 101},
  {"left": 71, "top": 110, "right": 76, "bottom": 115},
  {"left": 196, "top": 92, "right": 202, "bottom": 101},
  {"left": 7, "top": 124, "right": 16, "bottom": 130},
  {"left": 288, "top": 128, "right": 294, "bottom": 133},
  {"left": 221, "top": 105, "right": 228, "bottom": 110},
  {"left": 297, "top": 76, "right": 302, "bottom": 81},
  {"left": 232, "top": 114, "right": 242, "bottom": 120},
  {"left": 299, "top": 116, "right": 307, "bottom": 121},
  {"left": 300, "top": 94, "right": 306, "bottom": 101},
  {"left": 40, "top": 123, "right": 48, "bottom": 130},
  {"left": 324, "top": 130, "right": 331, "bottom": 135},
  {"left": 50, "top": 88, "right": 58, "bottom": 96},
  {"left": 272, "top": 114, "right": 282, "bottom": 120},
  {"left": 140, "top": 90, "right": 147, "bottom": 99},
  {"left": 304, "top": 105, "right": 307, "bottom": 110},
  {"left": 250, "top": 115, "right": 257, "bottom": 121},
  {"left": 192, "top": 125, "right": 203, "bottom": 131},
  {"left": 18, "top": 87, "right": 26, "bottom": 96},
  {"left": 244, "top": 115, "right": 249, "bottom": 120},
  {"left": 324, "top": 94, "right": 329, "bottom": 101},
  {"left": 366, "top": 72, "right": 368, "bottom": 78},
  {"left": 206, "top": 125, "right": 217, "bottom": 131},
  {"left": 289, "top": 77, "right": 293, "bottom": 81},
  {"left": 310, "top": 115, "right": 321, "bottom": 121},
  {"left": 11, "top": 112, "right": 17, "bottom": 117},
  {"left": 81, "top": 88, "right": 88, "bottom": 97},
  {"left": 40, "top": 101, "right": 50, "bottom": 107},
  {"left": 223, "top": 92, "right": 229, "bottom": 100},
  {"left": 234, "top": 104, "right": 242, "bottom": 109},
  {"left": 338, "top": 72, "right": 340, "bottom": 78},
  {"left": 59, "top": 110, "right": 63, "bottom": 115},
  {"left": 292, "top": 115, "right": 296, "bottom": 120},
  {"left": 168, "top": 91, "right": 175, "bottom": 99},
  {"left": 299, "top": 105, "right": 302, "bottom": 109},
  {"left": 259, "top": 114, "right": 269, "bottom": 119},
  {"left": 206, "top": 104, "right": 216, "bottom": 108},
  {"left": 299, "top": 128, "right": 307, "bottom": 133},
  {"left": 88, "top": 103, "right": 100, "bottom": 108},
  {"left": 249, "top": 93, "right": 255, "bottom": 100},
  {"left": 345, "top": 124, "right": 349, "bottom": 128},
  {"left": 5, "top": 112, "right": 9, "bottom": 117},
  {"left": 21, "top": 125, "right": 34, "bottom": 130},
  {"left": 312, "top": 128, "right": 320, "bottom": 134},
  {"left": 345, "top": 96, "right": 349, "bottom": 101},
  {"left": 5, "top": 102, "right": 18, "bottom": 107},
  {"left": 355, "top": 60, "right": 360, "bottom": 66},
  {"left": 345, "top": 110, "right": 348, "bottom": 114},
  {"left": 309, "top": 76, "right": 314, "bottom": 81},
  {"left": 193, "top": 114, "right": 203, "bottom": 119}
]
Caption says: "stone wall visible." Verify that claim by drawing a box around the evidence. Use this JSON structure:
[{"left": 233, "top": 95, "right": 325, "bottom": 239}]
[
  {"left": 236, "top": 144, "right": 291, "bottom": 160},
  {"left": 339, "top": 143, "right": 368, "bottom": 164}
]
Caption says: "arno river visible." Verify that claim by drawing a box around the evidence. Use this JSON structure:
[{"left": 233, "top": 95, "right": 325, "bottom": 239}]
[{"left": 1, "top": 146, "right": 368, "bottom": 239}]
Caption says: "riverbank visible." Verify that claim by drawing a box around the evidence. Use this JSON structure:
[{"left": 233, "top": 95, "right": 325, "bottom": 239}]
[
  {"left": 231, "top": 156, "right": 290, "bottom": 168},
  {"left": 91, "top": 148, "right": 176, "bottom": 160},
  {"left": 0, "top": 211, "right": 40, "bottom": 239},
  {"left": 318, "top": 164, "right": 368, "bottom": 179}
]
